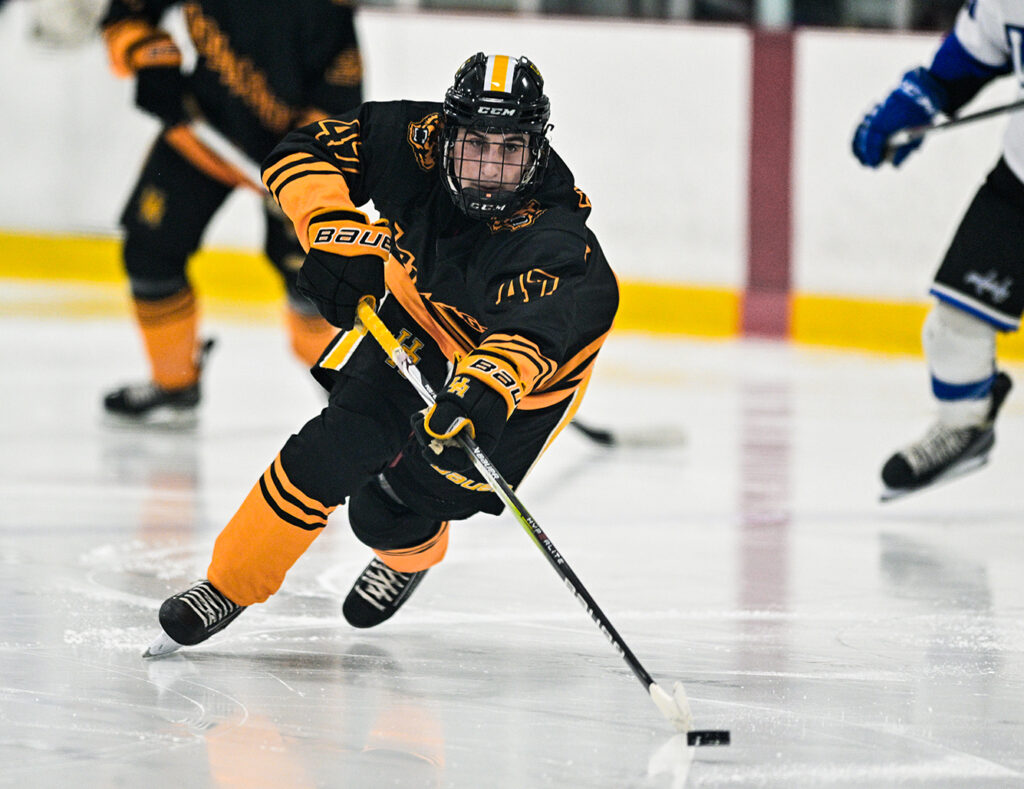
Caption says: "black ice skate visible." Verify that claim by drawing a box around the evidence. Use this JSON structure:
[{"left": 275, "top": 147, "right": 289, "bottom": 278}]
[
  {"left": 143, "top": 579, "right": 246, "bottom": 658},
  {"left": 343, "top": 558, "right": 428, "bottom": 629},
  {"left": 880, "top": 371, "right": 1012, "bottom": 502},
  {"left": 104, "top": 339, "right": 214, "bottom": 427}
]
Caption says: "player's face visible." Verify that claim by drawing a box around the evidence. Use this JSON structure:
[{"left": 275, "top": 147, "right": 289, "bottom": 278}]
[{"left": 453, "top": 127, "right": 531, "bottom": 194}]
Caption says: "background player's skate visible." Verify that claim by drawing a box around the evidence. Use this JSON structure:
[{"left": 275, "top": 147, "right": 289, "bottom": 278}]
[{"left": 881, "top": 372, "right": 1012, "bottom": 501}]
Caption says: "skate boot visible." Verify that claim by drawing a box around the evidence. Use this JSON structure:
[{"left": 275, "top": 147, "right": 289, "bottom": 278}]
[
  {"left": 104, "top": 338, "right": 215, "bottom": 427},
  {"left": 343, "top": 558, "right": 428, "bottom": 628},
  {"left": 881, "top": 371, "right": 1012, "bottom": 500},
  {"left": 143, "top": 579, "right": 246, "bottom": 658}
]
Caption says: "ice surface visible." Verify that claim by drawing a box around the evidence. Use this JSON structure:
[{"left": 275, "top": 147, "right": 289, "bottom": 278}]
[{"left": 1, "top": 281, "right": 1023, "bottom": 787}]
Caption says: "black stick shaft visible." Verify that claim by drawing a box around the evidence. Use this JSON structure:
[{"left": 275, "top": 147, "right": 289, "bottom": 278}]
[
  {"left": 887, "top": 97, "right": 1024, "bottom": 150},
  {"left": 569, "top": 418, "right": 617, "bottom": 447},
  {"left": 460, "top": 434, "right": 657, "bottom": 689}
]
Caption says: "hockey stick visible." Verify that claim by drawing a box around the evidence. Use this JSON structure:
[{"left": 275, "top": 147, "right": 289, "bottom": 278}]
[
  {"left": 163, "top": 121, "right": 264, "bottom": 193},
  {"left": 188, "top": 119, "right": 265, "bottom": 189},
  {"left": 569, "top": 417, "right": 687, "bottom": 449},
  {"left": 886, "top": 96, "right": 1024, "bottom": 152},
  {"left": 354, "top": 299, "right": 719, "bottom": 739},
  {"left": 568, "top": 417, "right": 618, "bottom": 446}
]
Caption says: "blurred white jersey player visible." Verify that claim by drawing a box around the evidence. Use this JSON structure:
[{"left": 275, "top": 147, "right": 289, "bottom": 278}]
[{"left": 852, "top": 0, "right": 1018, "bottom": 499}]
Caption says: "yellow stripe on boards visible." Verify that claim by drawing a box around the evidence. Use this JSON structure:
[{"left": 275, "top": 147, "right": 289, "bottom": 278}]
[
  {"left": 3, "top": 230, "right": 1024, "bottom": 359},
  {"left": 792, "top": 292, "right": 1024, "bottom": 359},
  {"left": 615, "top": 281, "right": 740, "bottom": 338},
  {"left": 0, "top": 230, "right": 284, "bottom": 303}
]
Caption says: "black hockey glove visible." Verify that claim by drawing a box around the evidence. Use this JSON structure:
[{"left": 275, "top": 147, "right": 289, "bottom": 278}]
[
  {"left": 135, "top": 66, "right": 187, "bottom": 127},
  {"left": 295, "top": 248, "right": 385, "bottom": 330},
  {"left": 411, "top": 374, "right": 509, "bottom": 472},
  {"left": 125, "top": 32, "right": 187, "bottom": 126}
]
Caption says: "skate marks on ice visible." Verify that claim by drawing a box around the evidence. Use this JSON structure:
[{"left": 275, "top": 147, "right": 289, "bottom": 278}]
[
  {"left": 45, "top": 540, "right": 720, "bottom": 787},
  {"left": 47, "top": 537, "right": 1024, "bottom": 787}
]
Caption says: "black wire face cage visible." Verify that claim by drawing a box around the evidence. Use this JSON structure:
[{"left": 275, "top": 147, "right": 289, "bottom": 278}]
[
  {"left": 440, "top": 125, "right": 549, "bottom": 221},
  {"left": 440, "top": 53, "right": 552, "bottom": 220}
]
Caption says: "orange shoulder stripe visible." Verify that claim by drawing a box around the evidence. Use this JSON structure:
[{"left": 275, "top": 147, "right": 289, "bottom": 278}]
[
  {"left": 263, "top": 154, "right": 357, "bottom": 253},
  {"left": 384, "top": 260, "right": 472, "bottom": 362},
  {"left": 103, "top": 19, "right": 155, "bottom": 78}
]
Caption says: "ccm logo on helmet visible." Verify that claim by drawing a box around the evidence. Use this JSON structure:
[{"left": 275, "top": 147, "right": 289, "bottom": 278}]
[
  {"left": 477, "top": 107, "right": 516, "bottom": 116},
  {"left": 469, "top": 200, "right": 509, "bottom": 212}
]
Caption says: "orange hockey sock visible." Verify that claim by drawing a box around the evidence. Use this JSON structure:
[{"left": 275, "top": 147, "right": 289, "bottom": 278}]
[
  {"left": 374, "top": 521, "right": 450, "bottom": 574},
  {"left": 208, "top": 455, "right": 337, "bottom": 606},
  {"left": 285, "top": 306, "right": 338, "bottom": 367},
  {"left": 133, "top": 289, "right": 200, "bottom": 390}
]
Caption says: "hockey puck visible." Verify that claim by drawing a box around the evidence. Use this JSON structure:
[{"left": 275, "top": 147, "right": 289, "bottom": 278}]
[{"left": 687, "top": 729, "right": 731, "bottom": 746}]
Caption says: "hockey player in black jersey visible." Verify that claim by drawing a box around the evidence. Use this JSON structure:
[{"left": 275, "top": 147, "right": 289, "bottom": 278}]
[
  {"left": 852, "top": 0, "right": 1017, "bottom": 500},
  {"left": 145, "top": 53, "right": 619, "bottom": 656},
  {"left": 100, "top": 0, "right": 363, "bottom": 425}
]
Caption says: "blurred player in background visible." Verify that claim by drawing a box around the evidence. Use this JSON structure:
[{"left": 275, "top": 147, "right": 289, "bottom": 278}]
[
  {"left": 852, "top": 0, "right": 1017, "bottom": 499},
  {"left": 100, "top": 0, "right": 363, "bottom": 425},
  {"left": 142, "top": 53, "right": 619, "bottom": 656}
]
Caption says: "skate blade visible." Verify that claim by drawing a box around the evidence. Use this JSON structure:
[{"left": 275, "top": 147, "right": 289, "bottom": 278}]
[
  {"left": 879, "top": 454, "right": 989, "bottom": 503},
  {"left": 142, "top": 630, "right": 184, "bottom": 659}
]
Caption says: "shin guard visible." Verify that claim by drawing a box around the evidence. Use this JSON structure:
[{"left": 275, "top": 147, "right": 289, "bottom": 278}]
[
  {"left": 285, "top": 305, "right": 339, "bottom": 367},
  {"left": 922, "top": 301, "right": 997, "bottom": 427},
  {"left": 374, "top": 521, "right": 450, "bottom": 574},
  {"left": 208, "top": 455, "right": 336, "bottom": 606},
  {"left": 133, "top": 288, "right": 200, "bottom": 390}
]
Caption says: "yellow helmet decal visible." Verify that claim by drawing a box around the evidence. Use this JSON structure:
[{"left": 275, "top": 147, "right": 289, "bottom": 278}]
[{"left": 485, "top": 55, "right": 514, "bottom": 93}]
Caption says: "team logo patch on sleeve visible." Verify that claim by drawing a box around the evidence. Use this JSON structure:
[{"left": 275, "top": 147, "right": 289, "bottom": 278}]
[{"left": 407, "top": 112, "right": 440, "bottom": 172}]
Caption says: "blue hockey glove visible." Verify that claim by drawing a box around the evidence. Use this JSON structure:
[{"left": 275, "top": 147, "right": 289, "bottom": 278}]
[{"left": 852, "top": 67, "right": 948, "bottom": 168}]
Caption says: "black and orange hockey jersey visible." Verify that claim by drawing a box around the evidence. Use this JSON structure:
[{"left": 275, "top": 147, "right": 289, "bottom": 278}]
[
  {"left": 101, "top": 0, "right": 362, "bottom": 163},
  {"left": 262, "top": 101, "right": 619, "bottom": 416}
]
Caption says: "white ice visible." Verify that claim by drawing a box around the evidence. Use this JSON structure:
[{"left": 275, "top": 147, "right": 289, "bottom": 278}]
[{"left": 1, "top": 281, "right": 1023, "bottom": 788}]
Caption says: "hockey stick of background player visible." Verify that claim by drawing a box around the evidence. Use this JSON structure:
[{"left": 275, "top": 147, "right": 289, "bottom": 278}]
[
  {"left": 568, "top": 415, "right": 687, "bottom": 449},
  {"left": 886, "top": 96, "right": 1024, "bottom": 154},
  {"left": 354, "top": 298, "right": 728, "bottom": 745},
  {"left": 186, "top": 119, "right": 686, "bottom": 452}
]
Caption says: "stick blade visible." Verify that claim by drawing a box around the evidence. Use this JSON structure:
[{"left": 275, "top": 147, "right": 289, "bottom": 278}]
[
  {"left": 649, "top": 681, "right": 693, "bottom": 733},
  {"left": 142, "top": 630, "right": 183, "bottom": 659},
  {"left": 617, "top": 425, "right": 688, "bottom": 449}
]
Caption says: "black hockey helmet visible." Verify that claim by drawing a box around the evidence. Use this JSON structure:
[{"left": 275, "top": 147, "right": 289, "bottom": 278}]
[{"left": 440, "top": 53, "right": 552, "bottom": 220}]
